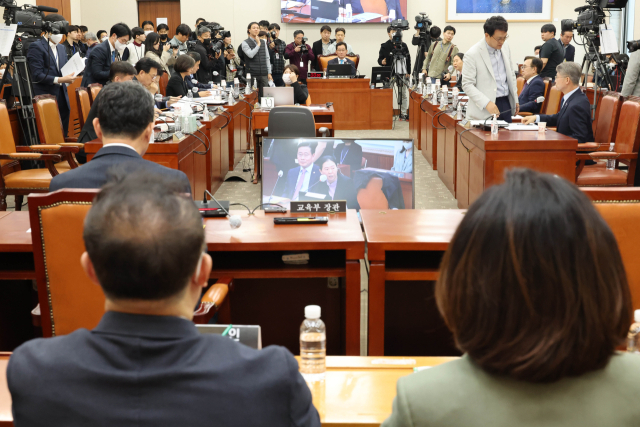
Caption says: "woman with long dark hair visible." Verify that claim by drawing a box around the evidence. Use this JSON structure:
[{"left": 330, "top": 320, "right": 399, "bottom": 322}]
[{"left": 144, "top": 33, "right": 171, "bottom": 74}]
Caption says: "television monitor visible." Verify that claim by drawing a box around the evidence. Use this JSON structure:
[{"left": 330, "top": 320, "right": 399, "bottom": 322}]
[
  {"left": 262, "top": 138, "right": 415, "bottom": 211},
  {"left": 281, "top": 0, "right": 408, "bottom": 24}
]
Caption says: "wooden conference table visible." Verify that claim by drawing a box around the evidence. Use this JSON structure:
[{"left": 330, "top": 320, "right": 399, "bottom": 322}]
[
  {"left": 307, "top": 79, "right": 393, "bottom": 130},
  {"left": 0, "top": 354, "right": 455, "bottom": 427},
  {"left": 0, "top": 210, "right": 365, "bottom": 356}
]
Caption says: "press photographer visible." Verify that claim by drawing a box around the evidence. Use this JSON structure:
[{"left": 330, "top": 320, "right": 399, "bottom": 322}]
[
  {"left": 223, "top": 33, "right": 243, "bottom": 86},
  {"left": 285, "top": 30, "right": 315, "bottom": 84},
  {"left": 268, "top": 23, "right": 286, "bottom": 86},
  {"left": 378, "top": 21, "right": 411, "bottom": 121},
  {"left": 621, "top": 40, "right": 640, "bottom": 97},
  {"left": 191, "top": 25, "right": 223, "bottom": 85}
]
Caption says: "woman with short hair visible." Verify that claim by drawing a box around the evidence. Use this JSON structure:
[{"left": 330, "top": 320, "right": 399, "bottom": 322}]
[{"left": 282, "top": 64, "right": 309, "bottom": 105}]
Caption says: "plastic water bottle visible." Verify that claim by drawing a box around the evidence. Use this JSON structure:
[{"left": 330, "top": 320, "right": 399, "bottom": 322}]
[
  {"left": 456, "top": 102, "right": 463, "bottom": 119},
  {"left": 253, "top": 78, "right": 257, "bottom": 90},
  {"left": 208, "top": 81, "right": 214, "bottom": 89},
  {"left": 300, "top": 305, "right": 326, "bottom": 381},
  {"left": 491, "top": 114, "right": 499, "bottom": 136},
  {"left": 187, "top": 89, "right": 193, "bottom": 100},
  {"left": 628, "top": 309, "right": 640, "bottom": 353},
  {"left": 234, "top": 78, "right": 240, "bottom": 96},
  {"left": 607, "top": 143, "right": 615, "bottom": 170},
  {"left": 345, "top": 3, "right": 352, "bottom": 22}
]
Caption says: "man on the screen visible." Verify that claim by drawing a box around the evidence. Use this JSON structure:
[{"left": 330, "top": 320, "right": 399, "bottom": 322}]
[
  {"left": 391, "top": 141, "right": 413, "bottom": 173},
  {"left": 351, "top": 0, "right": 405, "bottom": 19},
  {"left": 283, "top": 142, "right": 322, "bottom": 200},
  {"left": 314, "top": 156, "right": 359, "bottom": 209},
  {"left": 333, "top": 140, "right": 363, "bottom": 174}
]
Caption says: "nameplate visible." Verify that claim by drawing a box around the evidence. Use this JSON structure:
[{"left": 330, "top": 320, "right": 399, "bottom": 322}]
[
  {"left": 173, "top": 131, "right": 185, "bottom": 141},
  {"left": 291, "top": 200, "right": 347, "bottom": 213},
  {"left": 195, "top": 324, "right": 262, "bottom": 349},
  {"left": 196, "top": 120, "right": 203, "bottom": 127},
  {"left": 304, "top": 191, "right": 327, "bottom": 200},
  {"left": 439, "top": 105, "right": 448, "bottom": 111},
  {"left": 460, "top": 119, "right": 471, "bottom": 129},
  {"left": 261, "top": 96, "right": 275, "bottom": 109}
]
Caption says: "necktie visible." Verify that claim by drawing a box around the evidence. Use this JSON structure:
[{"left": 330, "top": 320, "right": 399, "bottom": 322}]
[
  {"left": 293, "top": 169, "right": 307, "bottom": 200},
  {"left": 111, "top": 50, "right": 116, "bottom": 62},
  {"left": 523, "top": 81, "right": 528, "bottom": 89},
  {"left": 560, "top": 98, "right": 565, "bottom": 110},
  {"left": 340, "top": 59, "right": 343, "bottom": 64}
]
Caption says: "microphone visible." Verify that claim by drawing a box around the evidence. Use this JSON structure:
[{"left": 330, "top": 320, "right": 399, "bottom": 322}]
[
  {"left": 482, "top": 96, "right": 545, "bottom": 130},
  {"left": 268, "top": 170, "right": 284, "bottom": 203},
  {"left": 306, "top": 174, "right": 328, "bottom": 193},
  {"left": 35, "top": 5, "right": 59, "bottom": 12},
  {"left": 204, "top": 190, "right": 242, "bottom": 229}
]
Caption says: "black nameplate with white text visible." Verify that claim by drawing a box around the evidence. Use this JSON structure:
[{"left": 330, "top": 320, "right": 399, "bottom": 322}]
[{"left": 291, "top": 200, "right": 347, "bottom": 214}]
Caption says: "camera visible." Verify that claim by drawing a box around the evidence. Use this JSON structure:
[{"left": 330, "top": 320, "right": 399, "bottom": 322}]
[
  {"left": 414, "top": 13, "right": 432, "bottom": 31},
  {"left": 186, "top": 40, "right": 197, "bottom": 50},
  {"left": 300, "top": 37, "right": 308, "bottom": 54},
  {"left": 169, "top": 38, "right": 180, "bottom": 49},
  {"left": 628, "top": 40, "right": 640, "bottom": 53},
  {"left": 209, "top": 39, "right": 224, "bottom": 54},
  {"left": 225, "top": 44, "right": 234, "bottom": 51},
  {"left": 270, "top": 30, "right": 277, "bottom": 40}
]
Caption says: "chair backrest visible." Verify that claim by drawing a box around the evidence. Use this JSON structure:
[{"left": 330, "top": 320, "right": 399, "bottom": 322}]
[
  {"left": 159, "top": 72, "right": 169, "bottom": 97},
  {"left": 539, "top": 78, "right": 551, "bottom": 113},
  {"left": 516, "top": 77, "right": 524, "bottom": 96},
  {"left": 88, "top": 83, "right": 102, "bottom": 104},
  {"left": 542, "top": 84, "right": 562, "bottom": 115},
  {"left": 317, "top": 54, "right": 360, "bottom": 72},
  {"left": 75, "top": 87, "right": 92, "bottom": 129},
  {"left": 0, "top": 100, "right": 17, "bottom": 167},
  {"left": 28, "top": 190, "right": 103, "bottom": 337},
  {"left": 582, "top": 187, "right": 640, "bottom": 202},
  {"left": 33, "top": 95, "right": 65, "bottom": 145},
  {"left": 305, "top": 93, "right": 312, "bottom": 106},
  {"left": 357, "top": 177, "right": 388, "bottom": 209},
  {"left": 268, "top": 107, "right": 316, "bottom": 138},
  {"left": 613, "top": 100, "right": 640, "bottom": 155},
  {"left": 594, "top": 94, "right": 622, "bottom": 145}
]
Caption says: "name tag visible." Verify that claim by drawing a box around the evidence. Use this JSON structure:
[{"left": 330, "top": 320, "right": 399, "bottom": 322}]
[
  {"left": 276, "top": 53, "right": 279, "bottom": 59},
  {"left": 300, "top": 61, "right": 303, "bottom": 67}
]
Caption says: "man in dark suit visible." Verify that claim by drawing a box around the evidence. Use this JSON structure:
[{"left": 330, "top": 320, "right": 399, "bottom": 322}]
[
  {"left": 27, "top": 27, "right": 78, "bottom": 137},
  {"left": 522, "top": 62, "right": 594, "bottom": 145},
  {"left": 518, "top": 56, "right": 546, "bottom": 114},
  {"left": 327, "top": 42, "right": 356, "bottom": 76},
  {"left": 82, "top": 22, "right": 131, "bottom": 87},
  {"left": 9, "top": 169, "right": 321, "bottom": 427},
  {"left": 282, "top": 142, "right": 322, "bottom": 200},
  {"left": 50, "top": 81, "right": 191, "bottom": 193},
  {"left": 311, "top": 25, "right": 334, "bottom": 71},
  {"left": 314, "top": 156, "right": 359, "bottom": 209},
  {"left": 559, "top": 29, "right": 575, "bottom": 62},
  {"left": 333, "top": 140, "right": 363, "bottom": 175}
]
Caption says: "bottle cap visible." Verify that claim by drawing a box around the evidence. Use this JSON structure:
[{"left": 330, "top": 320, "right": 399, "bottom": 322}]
[
  {"left": 635, "top": 309, "right": 640, "bottom": 323},
  {"left": 305, "top": 305, "right": 321, "bottom": 319}
]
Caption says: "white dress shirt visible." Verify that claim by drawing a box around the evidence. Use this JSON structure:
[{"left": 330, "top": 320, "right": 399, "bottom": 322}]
[
  {"left": 48, "top": 38, "right": 61, "bottom": 84},
  {"left": 485, "top": 41, "right": 509, "bottom": 99}
]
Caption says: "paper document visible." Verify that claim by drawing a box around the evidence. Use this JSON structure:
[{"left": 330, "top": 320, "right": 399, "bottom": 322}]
[
  {"left": 61, "top": 52, "right": 85, "bottom": 77},
  {"left": 470, "top": 119, "right": 508, "bottom": 127},
  {"left": 506, "top": 124, "right": 540, "bottom": 131},
  {"left": 306, "top": 106, "right": 325, "bottom": 110},
  {"left": 599, "top": 24, "right": 619, "bottom": 55},
  {"left": 156, "top": 18, "right": 168, "bottom": 26},
  {"left": 0, "top": 24, "right": 17, "bottom": 57}
]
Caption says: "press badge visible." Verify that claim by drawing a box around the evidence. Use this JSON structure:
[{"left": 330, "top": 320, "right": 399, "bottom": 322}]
[
  {"left": 300, "top": 61, "right": 303, "bottom": 67},
  {"left": 276, "top": 53, "right": 279, "bottom": 60}
]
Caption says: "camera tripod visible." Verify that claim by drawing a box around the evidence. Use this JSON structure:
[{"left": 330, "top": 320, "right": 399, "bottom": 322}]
[
  {"left": 579, "top": 35, "right": 613, "bottom": 121},
  {"left": 412, "top": 32, "right": 430, "bottom": 80},
  {"left": 390, "top": 48, "right": 409, "bottom": 129}
]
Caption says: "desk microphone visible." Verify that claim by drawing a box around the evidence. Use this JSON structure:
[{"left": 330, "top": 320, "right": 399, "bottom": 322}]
[
  {"left": 203, "top": 190, "right": 242, "bottom": 229},
  {"left": 481, "top": 96, "right": 545, "bottom": 130},
  {"left": 305, "top": 174, "right": 328, "bottom": 193},
  {"left": 268, "top": 170, "right": 284, "bottom": 203}
]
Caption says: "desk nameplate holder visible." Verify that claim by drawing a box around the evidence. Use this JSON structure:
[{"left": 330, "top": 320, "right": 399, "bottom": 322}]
[
  {"left": 173, "top": 131, "right": 186, "bottom": 141},
  {"left": 195, "top": 324, "right": 262, "bottom": 349},
  {"left": 291, "top": 200, "right": 347, "bottom": 214}
]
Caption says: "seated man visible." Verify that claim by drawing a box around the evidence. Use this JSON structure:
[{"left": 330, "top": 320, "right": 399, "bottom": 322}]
[
  {"left": 9, "top": 170, "right": 321, "bottom": 427},
  {"left": 328, "top": 43, "right": 356, "bottom": 76},
  {"left": 522, "top": 62, "right": 594, "bottom": 145},
  {"left": 49, "top": 81, "right": 191, "bottom": 192},
  {"left": 327, "top": 27, "right": 354, "bottom": 55},
  {"left": 315, "top": 156, "right": 359, "bottom": 209},
  {"left": 283, "top": 142, "right": 321, "bottom": 200},
  {"left": 519, "top": 56, "right": 545, "bottom": 114}
]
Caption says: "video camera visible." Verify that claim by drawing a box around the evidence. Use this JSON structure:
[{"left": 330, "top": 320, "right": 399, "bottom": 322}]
[
  {"left": 414, "top": 13, "right": 432, "bottom": 32},
  {"left": 390, "top": 19, "right": 409, "bottom": 47},
  {"left": 209, "top": 39, "right": 225, "bottom": 55},
  {"left": 628, "top": 40, "right": 640, "bottom": 53},
  {"left": 561, "top": 0, "right": 612, "bottom": 39}
]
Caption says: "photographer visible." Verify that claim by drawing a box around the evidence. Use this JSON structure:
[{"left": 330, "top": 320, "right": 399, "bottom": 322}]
[
  {"left": 622, "top": 46, "right": 640, "bottom": 97},
  {"left": 378, "top": 25, "right": 411, "bottom": 121},
  {"left": 223, "top": 33, "right": 242, "bottom": 85},
  {"left": 192, "top": 26, "right": 222, "bottom": 85},
  {"left": 166, "top": 23, "right": 191, "bottom": 75},
  {"left": 190, "top": 18, "right": 206, "bottom": 41},
  {"left": 421, "top": 25, "right": 458, "bottom": 83},
  {"left": 412, "top": 16, "right": 432, "bottom": 75},
  {"left": 241, "top": 22, "right": 273, "bottom": 97},
  {"left": 268, "top": 23, "right": 287, "bottom": 87},
  {"left": 284, "top": 30, "right": 315, "bottom": 84}
]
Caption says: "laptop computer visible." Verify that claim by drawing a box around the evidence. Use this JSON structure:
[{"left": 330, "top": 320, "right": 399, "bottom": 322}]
[
  {"left": 310, "top": 0, "right": 339, "bottom": 21},
  {"left": 263, "top": 87, "right": 295, "bottom": 106},
  {"left": 326, "top": 63, "right": 353, "bottom": 78}
]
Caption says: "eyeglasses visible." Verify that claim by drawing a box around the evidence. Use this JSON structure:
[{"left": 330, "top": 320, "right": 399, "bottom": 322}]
[{"left": 492, "top": 34, "right": 509, "bottom": 43}]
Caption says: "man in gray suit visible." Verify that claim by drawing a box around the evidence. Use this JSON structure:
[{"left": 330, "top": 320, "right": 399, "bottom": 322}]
[
  {"left": 621, "top": 49, "right": 640, "bottom": 97},
  {"left": 462, "top": 16, "right": 519, "bottom": 122}
]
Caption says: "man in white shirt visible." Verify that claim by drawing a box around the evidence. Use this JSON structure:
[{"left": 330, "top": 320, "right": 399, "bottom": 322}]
[
  {"left": 282, "top": 142, "right": 322, "bottom": 200},
  {"left": 328, "top": 28, "right": 354, "bottom": 55}
]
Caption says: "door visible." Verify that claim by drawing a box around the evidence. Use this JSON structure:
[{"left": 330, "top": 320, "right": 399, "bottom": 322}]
[
  {"left": 36, "top": 0, "right": 71, "bottom": 24},
  {"left": 137, "top": 0, "right": 181, "bottom": 38}
]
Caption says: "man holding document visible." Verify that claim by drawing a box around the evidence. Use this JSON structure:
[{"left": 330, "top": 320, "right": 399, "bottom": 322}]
[{"left": 27, "top": 24, "right": 83, "bottom": 136}]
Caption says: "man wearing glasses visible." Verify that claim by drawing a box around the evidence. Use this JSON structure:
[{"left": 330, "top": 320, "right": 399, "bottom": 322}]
[
  {"left": 461, "top": 16, "right": 519, "bottom": 122},
  {"left": 519, "top": 56, "right": 545, "bottom": 114},
  {"left": 82, "top": 23, "right": 132, "bottom": 86}
]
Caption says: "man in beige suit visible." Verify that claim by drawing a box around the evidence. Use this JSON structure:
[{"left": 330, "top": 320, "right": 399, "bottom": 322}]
[{"left": 462, "top": 16, "right": 519, "bottom": 122}]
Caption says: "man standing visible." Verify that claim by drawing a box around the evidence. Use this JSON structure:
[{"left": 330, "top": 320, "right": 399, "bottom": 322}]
[
  {"left": 84, "top": 32, "right": 99, "bottom": 56},
  {"left": 78, "top": 25, "right": 89, "bottom": 55},
  {"left": 421, "top": 25, "right": 458, "bottom": 83},
  {"left": 522, "top": 62, "right": 594, "bottom": 145},
  {"left": 311, "top": 25, "right": 333, "bottom": 71},
  {"left": 539, "top": 24, "right": 564, "bottom": 80},
  {"left": 166, "top": 24, "right": 191, "bottom": 76},
  {"left": 27, "top": 24, "right": 78, "bottom": 136},
  {"left": 378, "top": 26, "right": 411, "bottom": 120},
  {"left": 268, "top": 23, "right": 287, "bottom": 87},
  {"left": 518, "top": 56, "right": 545, "bottom": 114},
  {"left": 285, "top": 30, "right": 315, "bottom": 84},
  {"left": 62, "top": 25, "right": 85, "bottom": 60},
  {"left": 241, "top": 22, "right": 273, "bottom": 97},
  {"left": 123, "top": 27, "right": 146, "bottom": 65},
  {"left": 82, "top": 22, "right": 131, "bottom": 86},
  {"left": 622, "top": 48, "right": 640, "bottom": 97},
  {"left": 193, "top": 26, "right": 221, "bottom": 85},
  {"left": 559, "top": 29, "right": 575, "bottom": 62},
  {"left": 328, "top": 43, "right": 356, "bottom": 76},
  {"left": 283, "top": 142, "right": 321, "bottom": 201},
  {"left": 462, "top": 16, "right": 518, "bottom": 122},
  {"left": 328, "top": 28, "right": 354, "bottom": 55}
]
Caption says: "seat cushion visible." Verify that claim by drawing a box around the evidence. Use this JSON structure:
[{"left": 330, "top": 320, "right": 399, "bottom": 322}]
[
  {"left": 55, "top": 160, "right": 71, "bottom": 170},
  {"left": 3, "top": 168, "right": 59, "bottom": 189},
  {"left": 577, "top": 167, "right": 629, "bottom": 186}
]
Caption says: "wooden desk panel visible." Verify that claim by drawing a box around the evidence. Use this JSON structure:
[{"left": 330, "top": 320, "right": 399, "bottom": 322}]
[
  {"left": 409, "top": 92, "right": 422, "bottom": 150},
  {"left": 222, "top": 93, "right": 258, "bottom": 171},
  {"left": 420, "top": 98, "right": 440, "bottom": 170},
  {"left": 455, "top": 125, "right": 578, "bottom": 209},
  {"left": 370, "top": 89, "right": 393, "bottom": 130},
  {"left": 439, "top": 112, "right": 463, "bottom": 196}
]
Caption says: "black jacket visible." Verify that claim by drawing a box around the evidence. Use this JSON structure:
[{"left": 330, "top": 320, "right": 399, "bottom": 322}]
[
  {"left": 292, "top": 81, "right": 309, "bottom": 104},
  {"left": 378, "top": 40, "right": 411, "bottom": 75},
  {"left": 49, "top": 145, "right": 192, "bottom": 193},
  {"left": 353, "top": 169, "right": 405, "bottom": 209},
  {"left": 81, "top": 40, "right": 113, "bottom": 86},
  {"left": 62, "top": 40, "right": 84, "bottom": 60},
  {"left": 8, "top": 311, "right": 320, "bottom": 427},
  {"left": 316, "top": 173, "right": 359, "bottom": 209},
  {"left": 166, "top": 73, "right": 189, "bottom": 97},
  {"left": 333, "top": 142, "right": 363, "bottom": 174},
  {"left": 539, "top": 89, "right": 594, "bottom": 145},
  {"left": 193, "top": 41, "right": 216, "bottom": 84},
  {"left": 311, "top": 38, "right": 334, "bottom": 71}
]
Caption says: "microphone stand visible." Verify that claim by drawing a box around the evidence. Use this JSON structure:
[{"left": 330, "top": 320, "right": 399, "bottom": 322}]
[{"left": 268, "top": 172, "right": 284, "bottom": 203}]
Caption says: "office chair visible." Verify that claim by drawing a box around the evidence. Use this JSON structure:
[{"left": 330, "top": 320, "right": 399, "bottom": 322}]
[{"left": 267, "top": 106, "right": 317, "bottom": 138}]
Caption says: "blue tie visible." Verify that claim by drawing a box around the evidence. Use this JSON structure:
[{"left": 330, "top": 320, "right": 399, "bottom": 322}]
[
  {"left": 111, "top": 50, "right": 116, "bottom": 62},
  {"left": 560, "top": 98, "right": 565, "bottom": 110}
]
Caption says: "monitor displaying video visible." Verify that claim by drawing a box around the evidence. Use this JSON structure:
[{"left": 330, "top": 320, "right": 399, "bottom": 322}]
[
  {"left": 281, "top": 0, "right": 407, "bottom": 24},
  {"left": 262, "top": 138, "right": 414, "bottom": 210}
]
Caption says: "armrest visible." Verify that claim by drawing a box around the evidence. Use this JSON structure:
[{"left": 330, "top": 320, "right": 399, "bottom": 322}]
[
  {"left": 519, "top": 112, "right": 533, "bottom": 116},
  {"left": 0, "top": 153, "right": 62, "bottom": 161},
  {"left": 59, "top": 142, "right": 84, "bottom": 148},
  {"left": 577, "top": 152, "right": 638, "bottom": 160},
  {"left": 577, "top": 142, "right": 610, "bottom": 151},
  {"left": 192, "top": 277, "right": 233, "bottom": 324},
  {"left": 64, "top": 137, "right": 79, "bottom": 143},
  {"left": 15, "top": 145, "right": 62, "bottom": 151}
]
